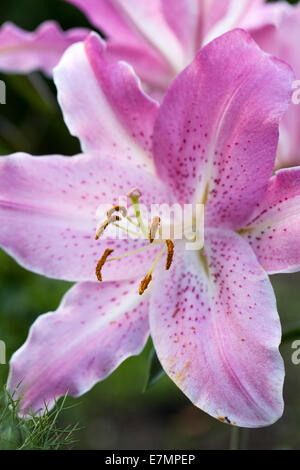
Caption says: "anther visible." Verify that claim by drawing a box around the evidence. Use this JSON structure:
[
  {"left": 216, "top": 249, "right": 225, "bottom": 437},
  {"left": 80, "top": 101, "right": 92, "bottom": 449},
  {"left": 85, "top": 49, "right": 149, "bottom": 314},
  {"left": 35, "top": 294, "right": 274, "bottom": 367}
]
[
  {"left": 106, "top": 205, "right": 127, "bottom": 218},
  {"left": 95, "top": 215, "right": 121, "bottom": 240},
  {"left": 149, "top": 216, "right": 161, "bottom": 243},
  {"left": 95, "top": 249, "right": 114, "bottom": 281},
  {"left": 165, "top": 240, "right": 174, "bottom": 270},
  {"left": 139, "top": 274, "right": 152, "bottom": 295}
]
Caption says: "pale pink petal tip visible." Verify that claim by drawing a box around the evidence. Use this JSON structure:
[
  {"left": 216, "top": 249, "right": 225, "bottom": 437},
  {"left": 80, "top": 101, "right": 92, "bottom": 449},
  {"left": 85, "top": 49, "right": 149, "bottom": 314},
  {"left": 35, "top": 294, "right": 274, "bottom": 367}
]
[
  {"left": 7, "top": 281, "right": 150, "bottom": 415},
  {"left": 0, "top": 21, "right": 89, "bottom": 75}
]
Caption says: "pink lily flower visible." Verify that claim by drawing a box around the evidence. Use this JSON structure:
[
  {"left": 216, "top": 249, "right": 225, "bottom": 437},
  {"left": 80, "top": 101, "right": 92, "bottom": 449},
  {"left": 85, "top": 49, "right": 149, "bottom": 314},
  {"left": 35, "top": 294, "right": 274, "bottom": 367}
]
[
  {"left": 2, "top": 2, "right": 297, "bottom": 175},
  {"left": 0, "top": 0, "right": 289, "bottom": 88},
  {"left": 1, "top": 30, "right": 296, "bottom": 427},
  {"left": 252, "top": 4, "right": 300, "bottom": 168}
]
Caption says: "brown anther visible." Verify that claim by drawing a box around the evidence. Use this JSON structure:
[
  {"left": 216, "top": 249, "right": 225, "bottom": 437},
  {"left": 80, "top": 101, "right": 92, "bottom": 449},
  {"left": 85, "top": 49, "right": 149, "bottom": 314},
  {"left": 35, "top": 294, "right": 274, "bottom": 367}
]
[
  {"left": 106, "top": 205, "right": 127, "bottom": 218},
  {"left": 148, "top": 216, "right": 161, "bottom": 243},
  {"left": 165, "top": 240, "right": 174, "bottom": 271},
  {"left": 95, "top": 221, "right": 108, "bottom": 240},
  {"left": 95, "top": 249, "right": 114, "bottom": 281},
  {"left": 127, "top": 188, "right": 142, "bottom": 200},
  {"left": 95, "top": 215, "right": 121, "bottom": 240},
  {"left": 109, "top": 214, "right": 121, "bottom": 224},
  {"left": 139, "top": 274, "right": 152, "bottom": 295}
]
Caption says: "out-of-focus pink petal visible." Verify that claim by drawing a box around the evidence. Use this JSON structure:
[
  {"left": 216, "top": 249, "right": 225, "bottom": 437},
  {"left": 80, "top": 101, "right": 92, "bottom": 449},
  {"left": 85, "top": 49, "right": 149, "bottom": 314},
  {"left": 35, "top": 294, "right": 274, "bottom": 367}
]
[
  {"left": 65, "top": 0, "right": 199, "bottom": 88},
  {"left": 253, "top": 5, "right": 300, "bottom": 168},
  {"left": 0, "top": 152, "right": 173, "bottom": 282},
  {"left": 204, "top": 0, "right": 292, "bottom": 45},
  {"left": 153, "top": 29, "right": 294, "bottom": 229},
  {"left": 200, "top": 0, "right": 231, "bottom": 39},
  {"left": 159, "top": 0, "right": 202, "bottom": 65},
  {"left": 242, "top": 167, "right": 300, "bottom": 274},
  {"left": 203, "top": 0, "right": 250, "bottom": 45},
  {"left": 64, "top": 1, "right": 290, "bottom": 92},
  {"left": 0, "top": 21, "right": 89, "bottom": 75},
  {"left": 8, "top": 280, "right": 149, "bottom": 414},
  {"left": 54, "top": 33, "right": 158, "bottom": 172},
  {"left": 150, "top": 230, "right": 284, "bottom": 427},
  {"left": 240, "top": 0, "right": 292, "bottom": 31}
]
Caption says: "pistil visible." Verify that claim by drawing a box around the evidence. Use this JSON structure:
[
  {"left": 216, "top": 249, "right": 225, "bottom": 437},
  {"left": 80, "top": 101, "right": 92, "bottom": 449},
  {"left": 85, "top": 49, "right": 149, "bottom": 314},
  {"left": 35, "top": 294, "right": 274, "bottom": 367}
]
[{"left": 127, "top": 188, "right": 148, "bottom": 236}]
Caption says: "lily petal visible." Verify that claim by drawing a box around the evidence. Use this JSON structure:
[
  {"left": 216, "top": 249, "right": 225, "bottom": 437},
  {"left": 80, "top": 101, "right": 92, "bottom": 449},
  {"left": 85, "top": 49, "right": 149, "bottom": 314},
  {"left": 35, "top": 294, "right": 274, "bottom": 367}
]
[
  {"left": 54, "top": 32, "right": 158, "bottom": 172},
  {"left": 64, "top": 1, "right": 289, "bottom": 93},
  {"left": 0, "top": 21, "right": 89, "bottom": 75},
  {"left": 7, "top": 280, "right": 149, "bottom": 414},
  {"left": 160, "top": 0, "right": 202, "bottom": 63},
  {"left": 0, "top": 152, "right": 173, "bottom": 282},
  {"left": 203, "top": 0, "right": 292, "bottom": 45},
  {"left": 253, "top": 4, "right": 300, "bottom": 168},
  {"left": 65, "top": 0, "right": 198, "bottom": 87},
  {"left": 153, "top": 29, "right": 294, "bottom": 229},
  {"left": 242, "top": 167, "right": 300, "bottom": 274},
  {"left": 150, "top": 230, "right": 284, "bottom": 427}
]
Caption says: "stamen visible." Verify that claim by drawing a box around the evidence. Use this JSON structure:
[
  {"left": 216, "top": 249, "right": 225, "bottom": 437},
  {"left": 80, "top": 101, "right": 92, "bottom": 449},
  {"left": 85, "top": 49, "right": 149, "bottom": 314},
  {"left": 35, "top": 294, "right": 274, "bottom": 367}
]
[
  {"left": 138, "top": 245, "right": 166, "bottom": 295},
  {"left": 106, "top": 244, "right": 155, "bottom": 262},
  {"left": 95, "top": 187, "right": 176, "bottom": 294},
  {"left": 112, "top": 223, "right": 143, "bottom": 238},
  {"left": 95, "top": 215, "right": 121, "bottom": 240},
  {"left": 149, "top": 216, "right": 161, "bottom": 243},
  {"left": 165, "top": 240, "right": 174, "bottom": 270},
  {"left": 139, "top": 274, "right": 152, "bottom": 295},
  {"left": 106, "top": 205, "right": 127, "bottom": 218},
  {"left": 95, "top": 248, "right": 114, "bottom": 281}
]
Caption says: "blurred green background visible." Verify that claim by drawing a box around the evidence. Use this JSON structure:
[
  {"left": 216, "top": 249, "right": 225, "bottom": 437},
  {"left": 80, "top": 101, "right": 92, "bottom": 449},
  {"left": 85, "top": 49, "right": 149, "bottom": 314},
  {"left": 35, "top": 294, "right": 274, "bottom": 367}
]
[{"left": 0, "top": 0, "right": 300, "bottom": 450}]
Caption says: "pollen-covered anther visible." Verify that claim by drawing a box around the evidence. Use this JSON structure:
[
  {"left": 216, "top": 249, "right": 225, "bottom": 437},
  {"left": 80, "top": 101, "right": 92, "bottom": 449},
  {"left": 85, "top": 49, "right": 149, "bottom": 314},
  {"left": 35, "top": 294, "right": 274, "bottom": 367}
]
[
  {"left": 95, "top": 248, "right": 114, "bottom": 282},
  {"left": 106, "top": 205, "right": 127, "bottom": 218},
  {"left": 149, "top": 216, "right": 161, "bottom": 243},
  {"left": 95, "top": 215, "right": 121, "bottom": 240},
  {"left": 165, "top": 240, "right": 174, "bottom": 271},
  {"left": 139, "top": 274, "right": 152, "bottom": 295}
]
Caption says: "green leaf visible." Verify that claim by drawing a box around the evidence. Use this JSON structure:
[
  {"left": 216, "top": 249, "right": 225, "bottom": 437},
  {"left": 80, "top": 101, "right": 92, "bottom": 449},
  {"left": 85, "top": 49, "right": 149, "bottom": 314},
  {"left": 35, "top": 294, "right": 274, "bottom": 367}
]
[
  {"left": 143, "top": 347, "right": 165, "bottom": 392},
  {"left": 0, "top": 386, "right": 81, "bottom": 450}
]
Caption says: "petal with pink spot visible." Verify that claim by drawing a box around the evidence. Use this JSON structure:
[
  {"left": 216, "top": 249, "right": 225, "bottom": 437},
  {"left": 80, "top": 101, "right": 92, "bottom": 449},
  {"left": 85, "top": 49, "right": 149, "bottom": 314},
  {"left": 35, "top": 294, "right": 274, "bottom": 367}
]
[
  {"left": 0, "top": 152, "right": 173, "bottom": 282},
  {"left": 8, "top": 280, "right": 149, "bottom": 414},
  {"left": 150, "top": 230, "right": 284, "bottom": 427},
  {"left": 242, "top": 167, "right": 300, "bottom": 274},
  {"left": 153, "top": 29, "right": 294, "bottom": 228}
]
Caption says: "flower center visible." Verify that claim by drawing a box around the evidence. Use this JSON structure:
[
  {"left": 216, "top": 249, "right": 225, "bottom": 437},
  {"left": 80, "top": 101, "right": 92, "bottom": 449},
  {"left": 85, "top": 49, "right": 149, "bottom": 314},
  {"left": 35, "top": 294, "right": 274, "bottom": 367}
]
[{"left": 94, "top": 188, "right": 176, "bottom": 295}]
